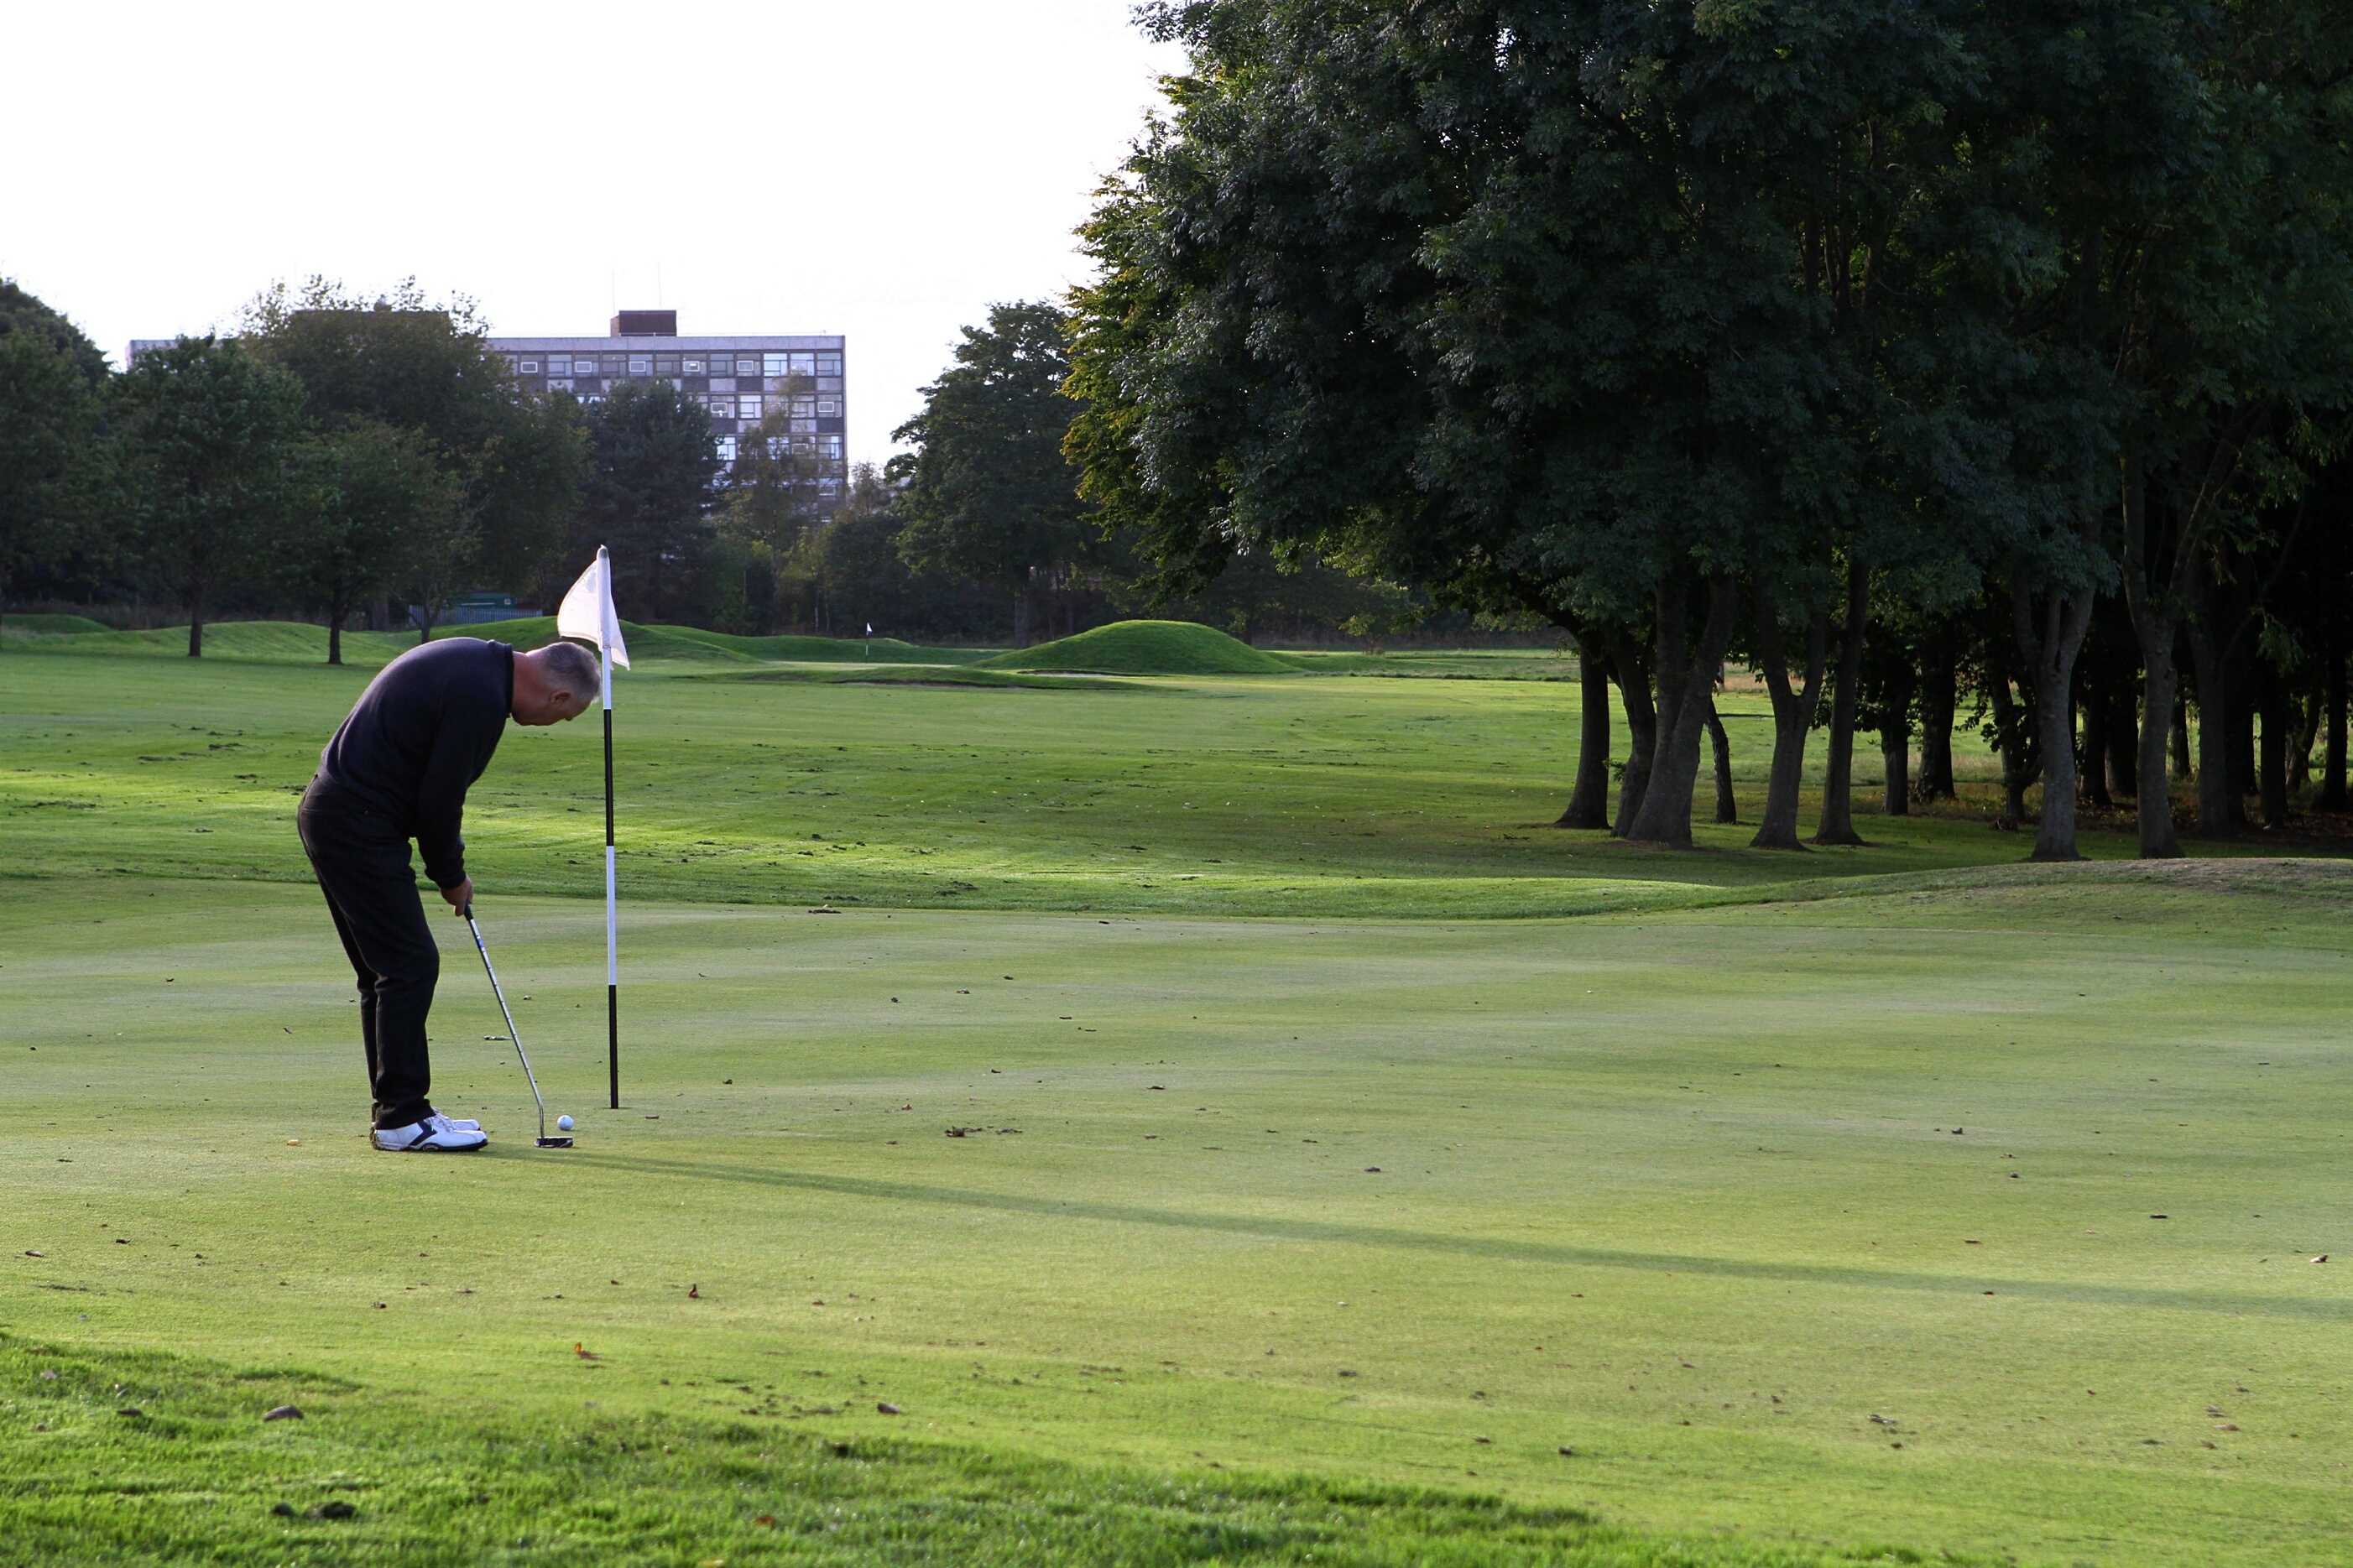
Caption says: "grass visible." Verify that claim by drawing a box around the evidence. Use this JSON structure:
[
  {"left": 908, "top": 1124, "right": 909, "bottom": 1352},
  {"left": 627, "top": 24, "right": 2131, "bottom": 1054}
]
[
  {"left": 7, "top": 645, "right": 2353, "bottom": 1565},
  {"left": 4, "top": 1336, "right": 1813, "bottom": 1568},
  {"left": 980, "top": 619, "right": 1305, "bottom": 675},
  {"left": 1, "top": 638, "right": 2289, "bottom": 919}
]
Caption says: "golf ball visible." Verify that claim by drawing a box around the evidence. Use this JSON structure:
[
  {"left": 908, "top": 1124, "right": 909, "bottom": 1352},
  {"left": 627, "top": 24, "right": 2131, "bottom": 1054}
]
[{"left": 556, "top": 1115, "right": 574, "bottom": 1132}]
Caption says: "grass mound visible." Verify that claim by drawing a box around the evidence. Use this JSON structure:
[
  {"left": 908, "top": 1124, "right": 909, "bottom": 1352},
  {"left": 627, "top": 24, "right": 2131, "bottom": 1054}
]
[
  {"left": 980, "top": 619, "right": 1300, "bottom": 675},
  {"left": 0, "top": 612, "right": 115, "bottom": 635}
]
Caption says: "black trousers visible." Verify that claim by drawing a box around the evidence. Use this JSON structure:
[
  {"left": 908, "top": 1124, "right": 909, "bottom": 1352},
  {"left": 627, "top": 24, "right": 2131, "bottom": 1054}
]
[{"left": 296, "top": 788, "right": 441, "bottom": 1129}]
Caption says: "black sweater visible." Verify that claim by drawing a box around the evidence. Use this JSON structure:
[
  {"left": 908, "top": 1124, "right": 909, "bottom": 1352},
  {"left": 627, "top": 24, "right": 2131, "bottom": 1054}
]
[{"left": 310, "top": 638, "right": 514, "bottom": 888}]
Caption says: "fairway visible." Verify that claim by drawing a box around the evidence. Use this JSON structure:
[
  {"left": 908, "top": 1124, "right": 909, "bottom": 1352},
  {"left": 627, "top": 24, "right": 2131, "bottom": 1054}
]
[{"left": 6, "top": 645, "right": 2353, "bottom": 1565}]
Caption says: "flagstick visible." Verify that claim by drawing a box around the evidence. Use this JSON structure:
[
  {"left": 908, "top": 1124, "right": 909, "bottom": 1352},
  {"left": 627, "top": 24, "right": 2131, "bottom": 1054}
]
[{"left": 603, "top": 639, "right": 618, "bottom": 1110}]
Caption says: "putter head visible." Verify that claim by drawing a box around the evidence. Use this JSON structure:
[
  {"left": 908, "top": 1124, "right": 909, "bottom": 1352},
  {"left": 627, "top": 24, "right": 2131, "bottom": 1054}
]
[{"left": 536, "top": 1136, "right": 574, "bottom": 1149}]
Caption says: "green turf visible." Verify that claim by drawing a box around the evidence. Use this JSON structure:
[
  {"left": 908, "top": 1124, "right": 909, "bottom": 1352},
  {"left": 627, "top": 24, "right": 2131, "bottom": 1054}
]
[
  {"left": 8, "top": 870, "right": 2353, "bottom": 1565},
  {"left": 980, "top": 619, "right": 1304, "bottom": 675},
  {"left": 3, "top": 1336, "right": 1811, "bottom": 1568},
  {"left": 7, "top": 649, "right": 2351, "bottom": 1565},
  {"left": 2, "top": 645, "right": 2256, "bottom": 919},
  {"left": 0, "top": 617, "right": 991, "bottom": 669}
]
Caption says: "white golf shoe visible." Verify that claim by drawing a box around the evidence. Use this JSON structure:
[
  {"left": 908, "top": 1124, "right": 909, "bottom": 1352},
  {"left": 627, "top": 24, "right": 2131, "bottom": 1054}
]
[{"left": 372, "top": 1112, "right": 488, "bottom": 1153}]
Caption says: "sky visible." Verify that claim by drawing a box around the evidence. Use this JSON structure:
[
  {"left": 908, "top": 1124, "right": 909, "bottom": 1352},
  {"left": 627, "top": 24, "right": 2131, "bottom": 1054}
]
[{"left": 4, "top": 0, "right": 1184, "bottom": 465}]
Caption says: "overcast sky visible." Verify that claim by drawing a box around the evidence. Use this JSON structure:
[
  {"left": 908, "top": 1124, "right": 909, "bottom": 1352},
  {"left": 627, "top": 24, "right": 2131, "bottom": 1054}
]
[{"left": 5, "top": 0, "right": 1183, "bottom": 464}]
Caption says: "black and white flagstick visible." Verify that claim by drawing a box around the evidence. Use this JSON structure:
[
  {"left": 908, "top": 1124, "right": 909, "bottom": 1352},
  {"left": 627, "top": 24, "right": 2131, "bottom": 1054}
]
[{"left": 602, "top": 630, "right": 618, "bottom": 1108}]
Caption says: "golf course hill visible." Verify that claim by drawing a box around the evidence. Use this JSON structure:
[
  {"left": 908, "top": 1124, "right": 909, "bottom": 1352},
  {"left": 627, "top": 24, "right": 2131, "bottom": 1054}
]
[{"left": 978, "top": 619, "right": 1298, "bottom": 675}]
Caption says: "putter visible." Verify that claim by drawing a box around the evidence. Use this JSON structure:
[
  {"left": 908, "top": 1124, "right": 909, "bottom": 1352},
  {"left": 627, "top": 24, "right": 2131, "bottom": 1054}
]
[{"left": 462, "top": 903, "right": 571, "bottom": 1148}]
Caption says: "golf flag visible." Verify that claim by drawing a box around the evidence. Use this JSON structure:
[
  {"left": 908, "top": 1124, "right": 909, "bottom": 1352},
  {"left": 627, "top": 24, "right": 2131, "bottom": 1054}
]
[
  {"left": 556, "top": 548, "right": 630, "bottom": 670},
  {"left": 556, "top": 547, "right": 627, "bottom": 1109}
]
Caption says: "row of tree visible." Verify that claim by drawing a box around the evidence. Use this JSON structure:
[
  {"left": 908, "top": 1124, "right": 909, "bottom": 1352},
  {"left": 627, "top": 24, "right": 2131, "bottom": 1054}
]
[
  {"left": 1062, "top": 0, "right": 2353, "bottom": 857},
  {"left": 1, "top": 278, "right": 1432, "bottom": 654}
]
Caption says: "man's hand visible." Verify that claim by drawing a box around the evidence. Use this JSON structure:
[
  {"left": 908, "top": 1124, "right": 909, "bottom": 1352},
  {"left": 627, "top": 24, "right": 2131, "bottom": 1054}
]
[{"left": 440, "top": 877, "right": 474, "bottom": 914}]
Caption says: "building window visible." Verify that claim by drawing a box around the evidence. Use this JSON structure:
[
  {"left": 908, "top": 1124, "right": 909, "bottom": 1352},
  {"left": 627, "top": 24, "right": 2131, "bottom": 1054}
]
[
  {"left": 517, "top": 360, "right": 541, "bottom": 374},
  {"left": 712, "top": 354, "right": 739, "bottom": 376},
  {"left": 818, "top": 435, "right": 843, "bottom": 460},
  {"left": 547, "top": 356, "right": 571, "bottom": 376},
  {"left": 816, "top": 396, "right": 840, "bottom": 416},
  {"left": 785, "top": 352, "right": 813, "bottom": 377},
  {"left": 654, "top": 354, "right": 679, "bottom": 374},
  {"left": 819, "top": 476, "right": 842, "bottom": 494},
  {"left": 601, "top": 355, "right": 627, "bottom": 375},
  {"left": 738, "top": 395, "right": 763, "bottom": 419},
  {"left": 681, "top": 357, "right": 704, "bottom": 375},
  {"left": 817, "top": 354, "right": 842, "bottom": 377},
  {"left": 627, "top": 356, "right": 652, "bottom": 375},
  {"left": 716, "top": 435, "right": 738, "bottom": 461}
]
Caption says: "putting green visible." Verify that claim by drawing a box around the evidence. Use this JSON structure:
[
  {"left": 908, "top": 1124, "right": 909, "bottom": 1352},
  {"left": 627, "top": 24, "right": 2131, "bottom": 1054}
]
[{"left": 7, "top": 866, "right": 2353, "bottom": 1565}]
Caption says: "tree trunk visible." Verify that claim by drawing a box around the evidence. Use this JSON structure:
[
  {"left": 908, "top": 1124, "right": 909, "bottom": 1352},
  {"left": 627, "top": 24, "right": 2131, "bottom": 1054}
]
[
  {"left": 2127, "top": 629, "right": 2184, "bottom": 860},
  {"left": 2171, "top": 695, "right": 2191, "bottom": 779},
  {"left": 2186, "top": 617, "right": 2233, "bottom": 836},
  {"left": 2227, "top": 697, "right": 2256, "bottom": 824},
  {"left": 2079, "top": 690, "right": 2112, "bottom": 808},
  {"left": 2322, "top": 641, "right": 2349, "bottom": 812},
  {"left": 1625, "top": 575, "right": 1738, "bottom": 847},
  {"left": 1013, "top": 589, "right": 1032, "bottom": 648},
  {"left": 187, "top": 596, "right": 206, "bottom": 659},
  {"left": 1985, "top": 673, "right": 2035, "bottom": 827},
  {"left": 2011, "top": 574, "right": 2098, "bottom": 861},
  {"left": 2288, "top": 691, "right": 2319, "bottom": 795},
  {"left": 2259, "top": 684, "right": 2289, "bottom": 829},
  {"left": 1610, "top": 632, "right": 1656, "bottom": 839},
  {"left": 2106, "top": 685, "right": 2138, "bottom": 801},
  {"left": 327, "top": 601, "right": 344, "bottom": 667},
  {"left": 1881, "top": 722, "right": 1910, "bottom": 815},
  {"left": 1707, "top": 695, "right": 1737, "bottom": 824},
  {"left": 1813, "top": 558, "right": 1868, "bottom": 846},
  {"left": 1916, "top": 636, "right": 1958, "bottom": 800},
  {"left": 1556, "top": 628, "right": 1613, "bottom": 830},
  {"left": 1750, "top": 584, "right": 1829, "bottom": 851}
]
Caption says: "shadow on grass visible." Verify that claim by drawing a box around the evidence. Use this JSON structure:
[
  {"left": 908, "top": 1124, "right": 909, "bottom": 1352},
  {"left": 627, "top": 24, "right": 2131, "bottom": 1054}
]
[{"left": 568, "top": 1151, "right": 2353, "bottom": 1326}]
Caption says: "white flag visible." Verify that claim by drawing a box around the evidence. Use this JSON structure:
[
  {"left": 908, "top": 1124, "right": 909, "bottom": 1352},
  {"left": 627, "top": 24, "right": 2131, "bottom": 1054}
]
[{"left": 556, "top": 546, "right": 631, "bottom": 669}]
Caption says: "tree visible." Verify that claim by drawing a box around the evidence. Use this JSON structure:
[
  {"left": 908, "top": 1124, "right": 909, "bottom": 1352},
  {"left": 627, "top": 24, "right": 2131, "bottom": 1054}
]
[
  {"left": 0, "top": 279, "right": 109, "bottom": 388},
  {"left": 893, "top": 302, "right": 1093, "bottom": 646},
  {"left": 282, "top": 420, "right": 458, "bottom": 664},
  {"left": 578, "top": 379, "right": 719, "bottom": 622},
  {"left": 243, "top": 279, "right": 583, "bottom": 619},
  {"left": 108, "top": 337, "right": 308, "bottom": 657},
  {"left": 0, "top": 331, "right": 96, "bottom": 638},
  {"left": 1069, "top": 0, "right": 2001, "bottom": 848}
]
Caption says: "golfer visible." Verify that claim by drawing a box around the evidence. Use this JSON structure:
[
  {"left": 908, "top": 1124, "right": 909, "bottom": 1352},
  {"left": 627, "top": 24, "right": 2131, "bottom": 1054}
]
[{"left": 297, "top": 637, "right": 598, "bottom": 1151}]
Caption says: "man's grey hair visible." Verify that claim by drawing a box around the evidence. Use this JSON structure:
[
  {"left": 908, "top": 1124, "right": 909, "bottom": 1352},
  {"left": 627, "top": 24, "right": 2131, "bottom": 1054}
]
[{"left": 538, "top": 640, "right": 601, "bottom": 695}]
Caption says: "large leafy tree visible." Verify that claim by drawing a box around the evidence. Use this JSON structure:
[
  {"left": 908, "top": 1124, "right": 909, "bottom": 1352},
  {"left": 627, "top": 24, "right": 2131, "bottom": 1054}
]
[
  {"left": 0, "top": 331, "right": 97, "bottom": 637},
  {"left": 893, "top": 302, "right": 1093, "bottom": 647},
  {"left": 281, "top": 420, "right": 459, "bottom": 664},
  {"left": 243, "top": 279, "right": 583, "bottom": 621},
  {"left": 108, "top": 338, "right": 309, "bottom": 657},
  {"left": 1069, "top": 0, "right": 2011, "bottom": 847},
  {"left": 578, "top": 379, "right": 719, "bottom": 622},
  {"left": 0, "top": 279, "right": 109, "bottom": 388}
]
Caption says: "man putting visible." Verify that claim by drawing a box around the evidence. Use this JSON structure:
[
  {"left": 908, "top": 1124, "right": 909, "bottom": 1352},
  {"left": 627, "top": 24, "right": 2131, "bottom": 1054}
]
[{"left": 298, "top": 637, "right": 599, "bottom": 1151}]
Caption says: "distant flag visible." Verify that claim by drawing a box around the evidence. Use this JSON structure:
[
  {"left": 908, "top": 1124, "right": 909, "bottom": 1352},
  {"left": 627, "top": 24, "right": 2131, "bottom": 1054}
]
[
  {"left": 556, "top": 546, "right": 628, "bottom": 1109},
  {"left": 864, "top": 623, "right": 873, "bottom": 658}
]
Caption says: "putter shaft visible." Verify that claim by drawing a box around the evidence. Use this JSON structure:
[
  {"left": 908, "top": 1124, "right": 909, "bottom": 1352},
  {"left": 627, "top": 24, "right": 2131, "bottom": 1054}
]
[{"left": 462, "top": 904, "right": 550, "bottom": 1143}]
